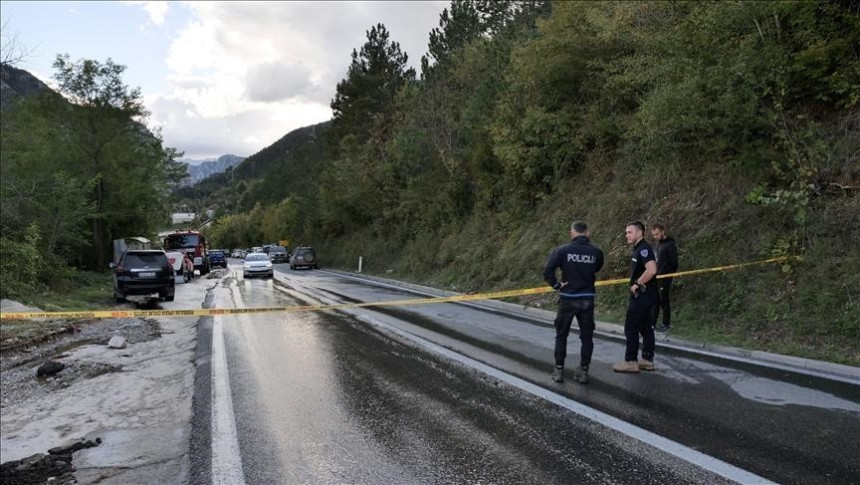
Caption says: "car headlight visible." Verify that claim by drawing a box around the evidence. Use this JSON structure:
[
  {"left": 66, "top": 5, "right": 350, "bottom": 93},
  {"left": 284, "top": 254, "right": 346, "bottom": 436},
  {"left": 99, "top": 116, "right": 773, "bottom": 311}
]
[{"left": 265, "top": 262, "right": 272, "bottom": 268}]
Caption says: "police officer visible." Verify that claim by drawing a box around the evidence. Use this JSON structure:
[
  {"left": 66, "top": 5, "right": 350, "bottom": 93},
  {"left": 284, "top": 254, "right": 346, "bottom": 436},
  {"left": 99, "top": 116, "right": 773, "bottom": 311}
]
[
  {"left": 613, "top": 221, "right": 658, "bottom": 373},
  {"left": 651, "top": 223, "right": 678, "bottom": 333},
  {"left": 543, "top": 221, "right": 604, "bottom": 384}
]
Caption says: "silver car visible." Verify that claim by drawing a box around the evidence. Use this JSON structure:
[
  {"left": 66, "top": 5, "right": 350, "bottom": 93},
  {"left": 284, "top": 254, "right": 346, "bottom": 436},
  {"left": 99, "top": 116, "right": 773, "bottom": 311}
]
[{"left": 243, "top": 253, "right": 273, "bottom": 278}]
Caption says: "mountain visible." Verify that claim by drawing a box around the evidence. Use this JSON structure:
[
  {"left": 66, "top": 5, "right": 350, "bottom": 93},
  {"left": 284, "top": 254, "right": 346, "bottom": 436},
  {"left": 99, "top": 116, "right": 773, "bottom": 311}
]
[
  {"left": 172, "top": 121, "right": 330, "bottom": 201},
  {"left": 179, "top": 154, "right": 246, "bottom": 186},
  {"left": 1, "top": 64, "right": 52, "bottom": 108}
]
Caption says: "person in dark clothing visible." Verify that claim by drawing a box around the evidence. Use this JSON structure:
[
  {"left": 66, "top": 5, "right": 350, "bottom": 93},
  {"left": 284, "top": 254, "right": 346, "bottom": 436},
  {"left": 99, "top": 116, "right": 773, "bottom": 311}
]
[
  {"left": 613, "top": 221, "right": 658, "bottom": 373},
  {"left": 543, "top": 221, "right": 604, "bottom": 384},
  {"left": 651, "top": 223, "right": 678, "bottom": 333}
]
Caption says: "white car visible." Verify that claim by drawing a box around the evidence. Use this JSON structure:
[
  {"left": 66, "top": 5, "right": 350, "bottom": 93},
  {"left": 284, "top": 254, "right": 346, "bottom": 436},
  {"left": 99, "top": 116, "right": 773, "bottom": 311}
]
[
  {"left": 243, "top": 253, "right": 273, "bottom": 278},
  {"left": 165, "top": 250, "right": 194, "bottom": 283}
]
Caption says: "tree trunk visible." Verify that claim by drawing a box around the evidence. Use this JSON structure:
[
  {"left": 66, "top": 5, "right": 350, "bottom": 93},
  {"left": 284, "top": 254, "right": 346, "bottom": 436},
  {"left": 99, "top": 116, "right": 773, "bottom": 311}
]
[{"left": 92, "top": 177, "right": 106, "bottom": 270}]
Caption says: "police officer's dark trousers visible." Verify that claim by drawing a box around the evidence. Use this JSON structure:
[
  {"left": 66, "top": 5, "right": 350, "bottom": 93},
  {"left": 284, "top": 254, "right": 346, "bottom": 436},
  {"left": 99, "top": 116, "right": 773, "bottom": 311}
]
[
  {"left": 554, "top": 298, "right": 595, "bottom": 369},
  {"left": 625, "top": 294, "right": 656, "bottom": 362},
  {"left": 653, "top": 278, "right": 672, "bottom": 327}
]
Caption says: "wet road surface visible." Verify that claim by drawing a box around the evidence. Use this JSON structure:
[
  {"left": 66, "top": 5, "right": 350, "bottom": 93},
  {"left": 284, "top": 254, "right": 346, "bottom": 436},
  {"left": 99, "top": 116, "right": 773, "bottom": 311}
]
[{"left": 191, "top": 262, "right": 860, "bottom": 484}]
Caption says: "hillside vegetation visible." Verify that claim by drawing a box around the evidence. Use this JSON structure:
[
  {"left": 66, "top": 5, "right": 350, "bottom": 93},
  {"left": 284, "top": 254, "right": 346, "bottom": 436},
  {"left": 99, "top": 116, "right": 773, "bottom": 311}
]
[
  {"left": 1, "top": 57, "right": 186, "bottom": 296},
  {"left": 186, "top": 1, "right": 858, "bottom": 364}
]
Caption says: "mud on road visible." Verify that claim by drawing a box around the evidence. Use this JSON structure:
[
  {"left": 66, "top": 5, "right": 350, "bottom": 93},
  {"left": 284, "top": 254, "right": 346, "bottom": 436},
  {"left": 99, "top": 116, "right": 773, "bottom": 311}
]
[{"left": 0, "top": 274, "right": 217, "bottom": 484}]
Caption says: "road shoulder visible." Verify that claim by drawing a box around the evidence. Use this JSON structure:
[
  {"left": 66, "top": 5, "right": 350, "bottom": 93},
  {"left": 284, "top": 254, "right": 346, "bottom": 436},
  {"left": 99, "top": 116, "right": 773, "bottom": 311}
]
[
  {"left": 0, "top": 272, "right": 222, "bottom": 484},
  {"left": 319, "top": 269, "right": 860, "bottom": 383}
]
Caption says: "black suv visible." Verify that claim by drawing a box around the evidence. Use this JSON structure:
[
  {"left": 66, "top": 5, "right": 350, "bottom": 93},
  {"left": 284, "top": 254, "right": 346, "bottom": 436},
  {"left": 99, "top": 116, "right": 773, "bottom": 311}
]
[
  {"left": 268, "top": 245, "right": 289, "bottom": 264},
  {"left": 289, "top": 247, "right": 318, "bottom": 270},
  {"left": 112, "top": 250, "right": 176, "bottom": 302}
]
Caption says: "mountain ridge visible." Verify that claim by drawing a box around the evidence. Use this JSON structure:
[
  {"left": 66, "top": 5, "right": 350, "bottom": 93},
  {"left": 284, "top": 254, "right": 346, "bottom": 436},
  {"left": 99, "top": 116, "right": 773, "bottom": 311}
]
[{"left": 179, "top": 154, "right": 245, "bottom": 186}]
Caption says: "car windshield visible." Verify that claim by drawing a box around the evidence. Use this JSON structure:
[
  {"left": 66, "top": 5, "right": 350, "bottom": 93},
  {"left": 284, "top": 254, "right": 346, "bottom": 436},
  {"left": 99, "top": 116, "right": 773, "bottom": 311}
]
[
  {"left": 297, "top": 249, "right": 314, "bottom": 256},
  {"left": 124, "top": 252, "right": 167, "bottom": 266},
  {"left": 270, "top": 246, "right": 286, "bottom": 253},
  {"left": 246, "top": 254, "right": 269, "bottom": 261},
  {"left": 165, "top": 234, "right": 200, "bottom": 249}
]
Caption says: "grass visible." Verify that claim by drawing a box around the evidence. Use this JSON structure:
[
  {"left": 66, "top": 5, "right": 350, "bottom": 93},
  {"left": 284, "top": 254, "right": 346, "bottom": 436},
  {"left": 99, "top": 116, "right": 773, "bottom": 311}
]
[
  {"left": 16, "top": 271, "right": 114, "bottom": 312},
  {"left": 1, "top": 271, "right": 114, "bottom": 345}
]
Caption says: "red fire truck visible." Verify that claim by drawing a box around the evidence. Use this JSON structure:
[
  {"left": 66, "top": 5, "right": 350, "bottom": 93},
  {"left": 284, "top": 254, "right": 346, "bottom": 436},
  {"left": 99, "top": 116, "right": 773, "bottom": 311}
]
[{"left": 163, "top": 229, "right": 211, "bottom": 275}]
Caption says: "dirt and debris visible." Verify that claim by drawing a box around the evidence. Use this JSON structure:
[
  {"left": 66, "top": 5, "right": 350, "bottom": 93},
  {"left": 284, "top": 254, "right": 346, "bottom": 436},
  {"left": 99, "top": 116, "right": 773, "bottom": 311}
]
[
  {"left": 0, "top": 438, "right": 101, "bottom": 485},
  {"left": 1, "top": 275, "right": 212, "bottom": 484},
  {"left": 1, "top": 314, "right": 160, "bottom": 411}
]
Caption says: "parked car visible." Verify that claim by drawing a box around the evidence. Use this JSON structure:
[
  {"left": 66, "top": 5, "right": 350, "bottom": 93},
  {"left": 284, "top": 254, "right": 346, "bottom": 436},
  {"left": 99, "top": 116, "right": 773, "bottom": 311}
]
[
  {"left": 290, "top": 247, "right": 318, "bottom": 270},
  {"left": 209, "top": 249, "right": 228, "bottom": 268},
  {"left": 251, "top": 246, "right": 264, "bottom": 253},
  {"left": 165, "top": 250, "right": 194, "bottom": 283},
  {"left": 232, "top": 248, "right": 247, "bottom": 259},
  {"left": 112, "top": 250, "right": 175, "bottom": 302},
  {"left": 243, "top": 252, "right": 273, "bottom": 278},
  {"left": 268, "top": 245, "right": 289, "bottom": 264}
]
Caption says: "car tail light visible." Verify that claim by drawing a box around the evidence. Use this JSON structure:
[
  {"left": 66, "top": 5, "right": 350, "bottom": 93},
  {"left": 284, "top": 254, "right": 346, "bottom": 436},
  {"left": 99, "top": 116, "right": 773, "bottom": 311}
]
[{"left": 168, "top": 258, "right": 176, "bottom": 265}]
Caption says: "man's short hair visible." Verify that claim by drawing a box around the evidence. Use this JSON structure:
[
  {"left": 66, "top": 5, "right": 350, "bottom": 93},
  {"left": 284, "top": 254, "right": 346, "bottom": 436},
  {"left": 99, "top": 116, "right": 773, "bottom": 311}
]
[
  {"left": 652, "top": 223, "right": 666, "bottom": 231},
  {"left": 627, "top": 220, "right": 645, "bottom": 233},
  {"left": 571, "top": 221, "right": 588, "bottom": 233}
]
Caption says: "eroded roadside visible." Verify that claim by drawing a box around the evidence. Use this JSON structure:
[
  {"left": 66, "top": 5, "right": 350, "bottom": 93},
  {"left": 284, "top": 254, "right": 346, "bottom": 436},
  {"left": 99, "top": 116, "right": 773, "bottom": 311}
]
[{"left": 1, "top": 271, "right": 223, "bottom": 484}]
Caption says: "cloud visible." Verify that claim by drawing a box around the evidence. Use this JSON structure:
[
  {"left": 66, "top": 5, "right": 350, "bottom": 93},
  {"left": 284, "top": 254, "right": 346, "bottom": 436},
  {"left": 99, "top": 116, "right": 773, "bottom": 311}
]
[
  {"left": 149, "top": 1, "right": 447, "bottom": 158},
  {"left": 244, "top": 61, "right": 314, "bottom": 103},
  {"left": 123, "top": 1, "right": 169, "bottom": 26},
  {"left": 147, "top": 95, "right": 331, "bottom": 159}
]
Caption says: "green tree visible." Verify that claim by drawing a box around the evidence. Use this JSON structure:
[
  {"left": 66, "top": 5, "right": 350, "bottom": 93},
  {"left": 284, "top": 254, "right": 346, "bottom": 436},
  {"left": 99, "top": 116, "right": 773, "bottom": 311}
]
[
  {"left": 330, "top": 23, "right": 416, "bottom": 143},
  {"left": 51, "top": 54, "right": 185, "bottom": 269}
]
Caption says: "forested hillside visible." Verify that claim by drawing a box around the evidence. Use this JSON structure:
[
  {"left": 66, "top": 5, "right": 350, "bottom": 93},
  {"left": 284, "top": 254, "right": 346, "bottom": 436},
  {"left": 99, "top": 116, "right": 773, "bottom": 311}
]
[
  {"left": 1, "top": 57, "right": 186, "bottom": 295},
  {"left": 194, "top": 1, "right": 858, "bottom": 363}
]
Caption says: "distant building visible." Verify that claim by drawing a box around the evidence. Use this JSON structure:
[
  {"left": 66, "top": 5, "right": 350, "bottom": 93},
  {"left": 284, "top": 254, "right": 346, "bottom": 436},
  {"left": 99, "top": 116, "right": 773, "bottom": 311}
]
[{"left": 171, "top": 213, "right": 196, "bottom": 224}]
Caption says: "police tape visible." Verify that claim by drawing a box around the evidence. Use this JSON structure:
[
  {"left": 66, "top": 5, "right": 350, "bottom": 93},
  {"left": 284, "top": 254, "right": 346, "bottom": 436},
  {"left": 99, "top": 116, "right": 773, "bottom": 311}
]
[{"left": 0, "top": 255, "right": 800, "bottom": 321}]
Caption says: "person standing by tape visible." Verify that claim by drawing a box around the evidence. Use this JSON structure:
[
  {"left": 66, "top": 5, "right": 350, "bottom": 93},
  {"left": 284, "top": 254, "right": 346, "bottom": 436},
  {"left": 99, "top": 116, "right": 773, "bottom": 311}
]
[
  {"left": 613, "top": 221, "right": 658, "bottom": 373},
  {"left": 543, "top": 221, "right": 604, "bottom": 384},
  {"left": 651, "top": 223, "right": 678, "bottom": 333}
]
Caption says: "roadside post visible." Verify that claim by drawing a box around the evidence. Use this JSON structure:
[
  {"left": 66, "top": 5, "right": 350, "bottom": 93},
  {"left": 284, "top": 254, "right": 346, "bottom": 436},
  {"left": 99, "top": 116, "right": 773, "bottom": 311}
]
[{"left": 358, "top": 256, "right": 363, "bottom": 273}]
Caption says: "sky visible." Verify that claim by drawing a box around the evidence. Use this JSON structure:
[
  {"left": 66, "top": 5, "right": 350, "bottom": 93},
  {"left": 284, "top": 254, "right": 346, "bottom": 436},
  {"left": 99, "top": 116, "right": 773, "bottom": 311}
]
[{"left": 1, "top": 1, "right": 448, "bottom": 158}]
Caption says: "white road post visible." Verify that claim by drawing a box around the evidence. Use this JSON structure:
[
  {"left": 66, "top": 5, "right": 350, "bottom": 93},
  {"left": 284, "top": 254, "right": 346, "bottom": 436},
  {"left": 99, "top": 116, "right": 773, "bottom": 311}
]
[{"left": 358, "top": 256, "right": 363, "bottom": 273}]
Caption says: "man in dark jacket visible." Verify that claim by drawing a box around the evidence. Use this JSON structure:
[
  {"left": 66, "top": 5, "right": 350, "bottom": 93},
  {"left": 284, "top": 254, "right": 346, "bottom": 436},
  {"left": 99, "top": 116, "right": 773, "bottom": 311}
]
[
  {"left": 543, "top": 221, "right": 604, "bottom": 384},
  {"left": 651, "top": 223, "right": 679, "bottom": 333},
  {"left": 613, "top": 221, "right": 659, "bottom": 373}
]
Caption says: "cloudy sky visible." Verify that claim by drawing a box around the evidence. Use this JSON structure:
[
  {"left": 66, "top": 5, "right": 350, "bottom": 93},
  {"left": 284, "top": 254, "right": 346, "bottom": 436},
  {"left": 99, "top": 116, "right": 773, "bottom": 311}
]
[{"left": 1, "top": 1, "right": 448, "bottom": 158}]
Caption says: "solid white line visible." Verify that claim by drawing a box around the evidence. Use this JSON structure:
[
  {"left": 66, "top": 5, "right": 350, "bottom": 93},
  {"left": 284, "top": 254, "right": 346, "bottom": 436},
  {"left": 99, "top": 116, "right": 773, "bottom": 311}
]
[
  {"left": 211, "top": 316, "right": 247, "bottom": 485},
  {"left": 319, "top": 269, "right": 859, "bottom": 385},
  {"left": 349, "top": 310, "right": 777, "bottom": 485}
]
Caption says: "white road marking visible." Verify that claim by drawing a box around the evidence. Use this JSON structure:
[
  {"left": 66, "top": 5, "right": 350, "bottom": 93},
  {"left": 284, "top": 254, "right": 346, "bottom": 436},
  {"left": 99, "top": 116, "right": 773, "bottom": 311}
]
[
  {"left": 318, "top": 269, "right": 859, "bottom": 385},
  {"left": 349, "top": 310, "right": 777, "bottom": 485},
  {"left": 211, "top": 315, "right": 247, "bottom": 484}
]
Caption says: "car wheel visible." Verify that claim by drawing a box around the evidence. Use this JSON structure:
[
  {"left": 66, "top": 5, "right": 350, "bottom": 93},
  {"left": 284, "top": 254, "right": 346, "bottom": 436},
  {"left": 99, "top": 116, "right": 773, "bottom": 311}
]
[
  {"left": 165, "top": 291, "right": 175, "bottom": 302},
  {"left": 114, "top": 292, "right": 125, "bottom": 303},
  {"left": 243, "top": 272, "right": 249, "bottom": 278},
  {"left": 184, "top": 270, "right": 191, "bottom": 283},
  {"left": 314, "top": 264, "right": 319, "bottom": 270}
]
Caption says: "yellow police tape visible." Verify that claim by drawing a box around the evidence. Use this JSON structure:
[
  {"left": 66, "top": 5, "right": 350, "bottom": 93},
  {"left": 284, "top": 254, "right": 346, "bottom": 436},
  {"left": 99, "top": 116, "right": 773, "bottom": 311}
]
[{"left": 0, "top": 255, "right": 800, "bottom": 321}]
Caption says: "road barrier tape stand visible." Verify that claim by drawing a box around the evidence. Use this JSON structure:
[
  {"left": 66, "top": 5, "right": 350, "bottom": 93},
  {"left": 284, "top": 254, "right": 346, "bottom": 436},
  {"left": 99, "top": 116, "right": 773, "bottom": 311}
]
[{"left": 0, "top": 256, "right": 800, "bottom": 321}]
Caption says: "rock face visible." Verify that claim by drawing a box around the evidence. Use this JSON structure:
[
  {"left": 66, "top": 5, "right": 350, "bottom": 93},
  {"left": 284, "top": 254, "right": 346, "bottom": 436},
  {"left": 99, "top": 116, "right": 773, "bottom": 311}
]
[
  {"left": 179, "top": 154, "right": 245, "bottom": 186},
  {"left": 107, "top": 336, "right": 127, "bottom": 349},
  {"left": 0, "top": 64, "right": 51, "bottom": 109},
  {"left": 36, "top": 361, "right": 65, "bottom": 377}
]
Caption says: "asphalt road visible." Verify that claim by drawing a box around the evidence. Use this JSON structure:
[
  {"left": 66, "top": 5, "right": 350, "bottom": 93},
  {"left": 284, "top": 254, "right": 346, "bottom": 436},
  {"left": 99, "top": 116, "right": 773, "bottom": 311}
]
[{"left": 190, "top": 261, "right": 860, "bottom": 484}]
